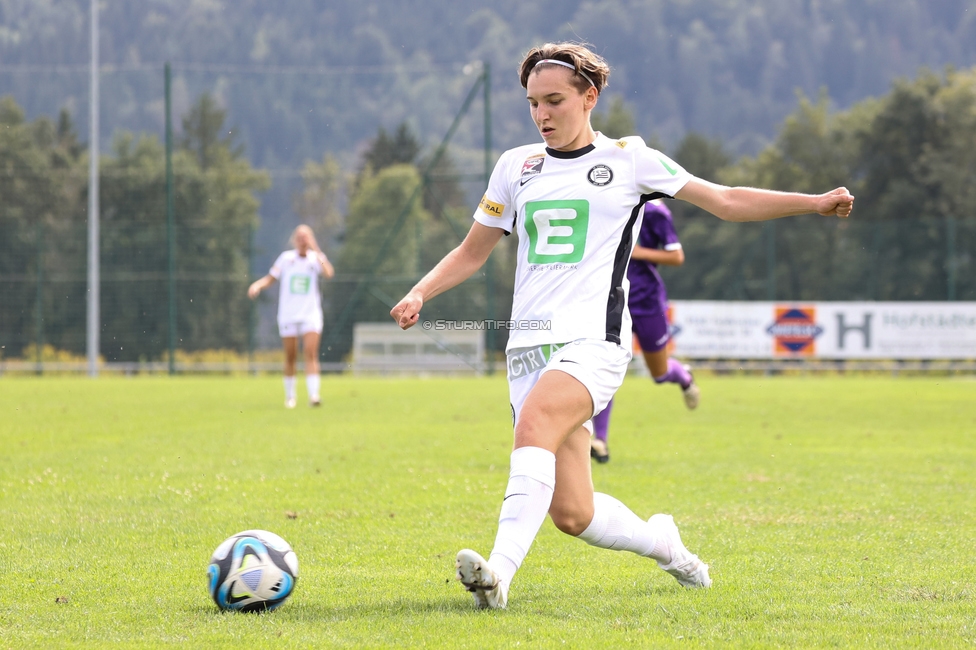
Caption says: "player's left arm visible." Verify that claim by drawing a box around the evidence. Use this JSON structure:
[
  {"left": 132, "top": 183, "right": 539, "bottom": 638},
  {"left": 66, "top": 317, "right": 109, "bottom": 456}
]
[
  {"left": 314, "top": 250, "right": 335, "bottom": 278},
  {"left": 631, "top": 245, "right": 684, "bottom": 266},
  {"left": 675, "top": 178, "right": 854, "bottom": 222}
]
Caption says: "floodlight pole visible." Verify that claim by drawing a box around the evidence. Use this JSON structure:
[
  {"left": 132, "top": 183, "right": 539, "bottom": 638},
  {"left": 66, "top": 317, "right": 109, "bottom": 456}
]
[
  {"left": 86, "top": 0, "right": 100, "bottom": 377},
  {"left": 165, "top": 63, "right": 176, "bottom": 374}
]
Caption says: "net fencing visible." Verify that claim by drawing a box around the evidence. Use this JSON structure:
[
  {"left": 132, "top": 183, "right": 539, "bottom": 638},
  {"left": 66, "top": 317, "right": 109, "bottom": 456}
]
[{"left": 2, "top": 189, "right": 972, "bottom": 375}]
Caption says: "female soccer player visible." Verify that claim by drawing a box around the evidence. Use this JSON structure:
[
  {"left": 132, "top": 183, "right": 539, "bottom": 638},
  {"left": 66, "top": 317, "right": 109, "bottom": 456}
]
[
  {"left": 248, "top": 224, "right": 334, "bottom": 408},
  {"left": 590, "top": 198, "right": 695, "bottom": 464},
  {"left": 390, "top": 42, "right": 853, "bottom": 609}
]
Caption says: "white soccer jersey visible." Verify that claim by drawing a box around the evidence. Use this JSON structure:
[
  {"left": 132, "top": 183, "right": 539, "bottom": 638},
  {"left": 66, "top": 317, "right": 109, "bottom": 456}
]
[
  {"left": 473, "top": 133, "right": 692, "bottom": 351},
  {"left": 269, "top": 250, "right": 324, "bottom": 326}
]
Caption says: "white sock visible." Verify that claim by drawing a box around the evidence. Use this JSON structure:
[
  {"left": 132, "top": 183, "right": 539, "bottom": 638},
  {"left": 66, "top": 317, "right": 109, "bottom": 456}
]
[
  {"left": 306, "top": 373, "right": 320, "bottom": 399},
  {"left": 576, "top": 493, "right": 669, "bottom": 562},
  {"left": 488, "top": 446, "right": 556, "bottom": 587},
  {"left": 283, "top": 376, "right": 296, "bottom": 401}
]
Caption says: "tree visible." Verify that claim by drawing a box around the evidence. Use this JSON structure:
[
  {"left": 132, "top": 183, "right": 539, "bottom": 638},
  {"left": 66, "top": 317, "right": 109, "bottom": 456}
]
[
  {"left": 0, "top": 97, "right": 85, "bottom": 358},
  {"left": 180, "top": 93, "right": 244, "bottom": 170},
  {"left": 323, "top": 163, "right": 431, "bottom": 361},
  {"left": 591, "top": 95, "right": 636, "bottom": 139},
  {"left": 358, "top": 123, "right": 420, "bottom": 179},
  {"left": 851, "top": 68, "right": 976, "bottom": 299},
  {"left": 293, "top": 154, "right": 344, "bottom": 252},
  {"left": 665, "top": 72, "right": 976, "bottom": 303}
]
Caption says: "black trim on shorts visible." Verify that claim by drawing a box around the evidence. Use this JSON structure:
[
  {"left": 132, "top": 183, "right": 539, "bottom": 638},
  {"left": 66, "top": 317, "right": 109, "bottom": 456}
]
[{"left": 604, "top": 192, "right": 670, "bottom": 344}]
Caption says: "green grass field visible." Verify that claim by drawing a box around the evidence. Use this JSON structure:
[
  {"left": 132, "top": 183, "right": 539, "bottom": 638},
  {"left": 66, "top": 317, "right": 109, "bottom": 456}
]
[{"left": 1, "top": 374, "right": 975, "bottom": 648}]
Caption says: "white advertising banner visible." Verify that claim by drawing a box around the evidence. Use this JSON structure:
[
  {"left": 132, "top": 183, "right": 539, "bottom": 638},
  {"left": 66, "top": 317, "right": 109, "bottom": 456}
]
[{"left": 667, "top": 301, "right": 976, "bottom": 359}]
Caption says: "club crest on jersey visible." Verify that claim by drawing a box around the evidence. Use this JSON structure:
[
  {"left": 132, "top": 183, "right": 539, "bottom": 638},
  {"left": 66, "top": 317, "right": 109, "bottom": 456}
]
[
  {"left": 520, "top": 155, "right": 545, "bottom": 185},
  {"left": 587, "top": 164, "right": 613, "bottom": 186},
  {"left": 766, "top": 306, "right": 823, "bottom": 356}
]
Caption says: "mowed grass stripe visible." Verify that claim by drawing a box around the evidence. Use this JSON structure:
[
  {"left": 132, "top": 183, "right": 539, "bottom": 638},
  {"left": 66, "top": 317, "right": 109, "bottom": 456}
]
[{"left": 1, "top": 376, "right": 974, "bottom": 648}]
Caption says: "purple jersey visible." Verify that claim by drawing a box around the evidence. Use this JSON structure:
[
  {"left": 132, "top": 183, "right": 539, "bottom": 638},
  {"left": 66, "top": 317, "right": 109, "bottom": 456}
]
[{"left": 627, "top": 201, "right": 681, "bottom": 316}]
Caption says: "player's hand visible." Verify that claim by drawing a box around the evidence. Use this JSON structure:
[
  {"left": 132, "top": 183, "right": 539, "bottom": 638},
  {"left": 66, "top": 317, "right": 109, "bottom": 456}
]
[
  {"left": 390, "top": 291, "right": 423, "bottom": 330},
  {"left": 817, "top": 187, "right": 854, "bottom": 218},
  {"left": 316, "top": 252, "right": 335, "bottom": 279},
  {"left": 247, "top": 283, "right": 261, "bottom": 299}
]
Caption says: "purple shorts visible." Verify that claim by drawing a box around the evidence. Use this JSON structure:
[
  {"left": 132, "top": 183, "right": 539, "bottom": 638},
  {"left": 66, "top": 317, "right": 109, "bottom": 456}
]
[{"left": 632, "top": 311, "right": 670, "bottom": 353}]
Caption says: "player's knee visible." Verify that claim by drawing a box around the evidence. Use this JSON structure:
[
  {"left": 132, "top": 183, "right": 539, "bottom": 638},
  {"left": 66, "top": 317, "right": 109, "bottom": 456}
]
[
  {"left": 513, "top": 410, "right": 548, "bottom": 447},
  {"left": 549, "top": 504, "right": 593, "bottom": 537}
]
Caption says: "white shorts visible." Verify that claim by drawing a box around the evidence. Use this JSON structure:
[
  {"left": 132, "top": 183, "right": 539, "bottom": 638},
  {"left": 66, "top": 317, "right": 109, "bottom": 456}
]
[
  {"left": 278, "top": 320, "right": 323, "bottom": 338},
  {"left": 506, "top": 339, "right": 632, "bottom": 431}
]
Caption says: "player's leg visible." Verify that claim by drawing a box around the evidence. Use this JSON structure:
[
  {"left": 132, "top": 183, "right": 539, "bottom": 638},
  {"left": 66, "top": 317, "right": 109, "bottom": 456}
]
[
  {"left": 301, "top": 329, "right": 321, "bottom": 406},
  {"left": 635, "top": 312, "right": 699, "bottom": 410},
  {"left": 281, "top": 334, "right": 299, "bottom": 408},
  {"left": 590, "top": 399, "right": 612, "bottom": 463},
  {"left": 550, "top": 425, "right": 712, "bottom": 589},
  {"left": 456, "top": 368, "right": 591, "bottom": 609}
]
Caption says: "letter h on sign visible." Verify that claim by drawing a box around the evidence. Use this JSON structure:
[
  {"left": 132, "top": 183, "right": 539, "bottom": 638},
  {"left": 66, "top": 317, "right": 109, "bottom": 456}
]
[{"left": 837, "top": 313, "right": 872, "bottom": 350}]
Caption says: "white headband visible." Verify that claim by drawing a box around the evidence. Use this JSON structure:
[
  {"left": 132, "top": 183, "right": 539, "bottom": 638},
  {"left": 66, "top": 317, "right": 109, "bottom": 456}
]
[{"left": 534, "top": 58, "right": 596, "bottom": 89}]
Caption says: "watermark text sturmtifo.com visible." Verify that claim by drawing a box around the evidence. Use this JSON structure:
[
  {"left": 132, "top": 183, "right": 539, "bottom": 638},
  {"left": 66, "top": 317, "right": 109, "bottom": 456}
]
[{"left": 422, "top": 320, "right": 551, "bottom": 331}]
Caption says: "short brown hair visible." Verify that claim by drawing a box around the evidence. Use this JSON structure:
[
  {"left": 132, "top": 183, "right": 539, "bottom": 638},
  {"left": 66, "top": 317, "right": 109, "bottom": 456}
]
[{"left": 518, "top": 42, "right": 610, "bottom": 95}]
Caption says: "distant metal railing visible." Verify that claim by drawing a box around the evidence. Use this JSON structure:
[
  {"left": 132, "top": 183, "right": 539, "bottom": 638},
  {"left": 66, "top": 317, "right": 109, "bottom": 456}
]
[{"left": 1, "top": 357, "right": 972, "bottom": 376}]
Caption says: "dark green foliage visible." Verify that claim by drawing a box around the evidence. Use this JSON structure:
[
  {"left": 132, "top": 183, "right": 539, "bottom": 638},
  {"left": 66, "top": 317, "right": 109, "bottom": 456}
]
[
  {"left": 0, "top": 95, "right": 269, "bottom": 361},
  {"left": 0, "top": 97, "right": 85, "bottom": 358},
  {"left": 180, "top": 93, "right": 245, "bottom": 170},
  {"left": 3, "top": 1, "right": 975, "bottom": 165},
  {"left": 591, "top": 96, "right": 636, "bottom": 140},
  {"left": 663, "top": 71, "right": 976, "bottom": 302},
  {"left": 358, "top": 123, "right": 420, "bottom": 178}
]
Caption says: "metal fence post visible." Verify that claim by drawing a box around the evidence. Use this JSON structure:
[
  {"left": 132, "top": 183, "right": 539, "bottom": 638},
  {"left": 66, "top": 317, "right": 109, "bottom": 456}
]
[
  {"left": 35, "top": 216, "right": 43, "bottom": 374},
  {"left": 946, "top": 215, "right": 957, "bottom": 301},
  {"left": 248, "top": 221, "right": 255, "bottom": 374}
]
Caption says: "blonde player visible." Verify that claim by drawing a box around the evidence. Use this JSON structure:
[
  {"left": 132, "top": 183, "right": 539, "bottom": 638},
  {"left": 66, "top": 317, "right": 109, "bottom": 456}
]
[
  {"left": 248, "top": 225, "right": 334, "bottom": 408},
  {"left": 391, "top": 42, "right": 853, "bottom": 609}
]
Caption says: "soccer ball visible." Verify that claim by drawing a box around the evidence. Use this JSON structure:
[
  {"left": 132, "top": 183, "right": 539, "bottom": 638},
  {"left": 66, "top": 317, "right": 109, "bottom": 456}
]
[{"left": 207, "top": 530, "right": 299, "bottom": 612}]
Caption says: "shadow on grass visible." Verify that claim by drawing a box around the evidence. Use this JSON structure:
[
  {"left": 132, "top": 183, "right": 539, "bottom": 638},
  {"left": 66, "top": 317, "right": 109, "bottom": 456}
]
[{"left": 188, "top": 595, "right": 478, "bottom": 621}]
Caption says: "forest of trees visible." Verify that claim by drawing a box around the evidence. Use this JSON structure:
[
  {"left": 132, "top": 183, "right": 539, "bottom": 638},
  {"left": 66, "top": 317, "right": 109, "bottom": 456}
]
[
  {"left": 0, "top": 94, "right": 268, "bottom": 361},
  {"left": 5, "top": 1, "right": 976, "bottom": 159},
  {"left": 1, "top": 1, "right": 975, "bottom": 359}
]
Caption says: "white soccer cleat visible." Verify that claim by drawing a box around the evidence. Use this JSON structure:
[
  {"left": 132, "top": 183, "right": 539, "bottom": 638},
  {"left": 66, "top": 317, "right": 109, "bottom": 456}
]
[
  {"left": 309, "top": 396, "right": 321, "bottom": 407},
  {"left": 650, "top": 514, "right": 711, "bottom": 588},
  {"left": 681, "top": 365, "right": 700, "bottom": 410},
  {"left": 455, "top": 549, "right": 508, "bottom": 609},
  {"left": 284, "top": 398, "right": 297, "bottom": 409}
]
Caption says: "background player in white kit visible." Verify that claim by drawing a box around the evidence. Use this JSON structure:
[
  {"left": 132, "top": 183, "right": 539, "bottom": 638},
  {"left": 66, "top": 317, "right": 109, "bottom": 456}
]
[
  {"left": 391, "top": 42, "right": 854, "bottom": 609},
  {"left": 248, "top": 224, "right": 334, "bottom": 408}
]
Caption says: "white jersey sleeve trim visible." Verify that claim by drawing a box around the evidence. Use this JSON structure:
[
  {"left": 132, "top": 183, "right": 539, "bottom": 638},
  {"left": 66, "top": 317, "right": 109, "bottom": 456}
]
[{"left": 269, "top": 251, "right": 289, "bottom": 279}]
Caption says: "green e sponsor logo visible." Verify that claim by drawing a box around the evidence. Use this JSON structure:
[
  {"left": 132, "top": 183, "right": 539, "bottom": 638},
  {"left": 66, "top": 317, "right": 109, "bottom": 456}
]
[
  {"left": 289, "top": 274, "right": 311, "bottom": 295},
  {"left": 524, "top": 200, "right": 589, "bottom": 264}
]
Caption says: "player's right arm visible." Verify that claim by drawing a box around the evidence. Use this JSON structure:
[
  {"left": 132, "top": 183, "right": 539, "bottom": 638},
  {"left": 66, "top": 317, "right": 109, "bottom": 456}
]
[
  {"left": 248, "top": 251, "right": 287, "bottom": 299},
  {"left": 247, "top": 274, "right": 276, "bottom": 299},
  {"left": 391, "top": 222, "right": 504, "bottom": 330}
]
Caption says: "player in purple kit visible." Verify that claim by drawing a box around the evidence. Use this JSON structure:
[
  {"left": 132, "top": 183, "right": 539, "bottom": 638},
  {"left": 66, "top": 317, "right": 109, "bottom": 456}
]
[{"left": 590, "top": 199, "right": 697, "bottom": 463}]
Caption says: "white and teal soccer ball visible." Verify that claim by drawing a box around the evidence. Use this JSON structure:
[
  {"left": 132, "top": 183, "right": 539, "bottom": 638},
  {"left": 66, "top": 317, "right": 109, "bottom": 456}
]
[{"left": 207, "top": 530, "right": 299, "bottom": 612}]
